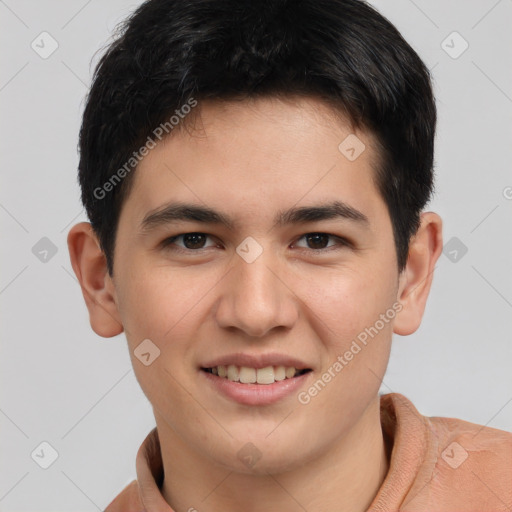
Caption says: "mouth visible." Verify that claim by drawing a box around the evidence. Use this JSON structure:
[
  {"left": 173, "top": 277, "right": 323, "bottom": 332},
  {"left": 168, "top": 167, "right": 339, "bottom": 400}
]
[{"left": 201, "top": 365, "right": 312, "bottom": 385}]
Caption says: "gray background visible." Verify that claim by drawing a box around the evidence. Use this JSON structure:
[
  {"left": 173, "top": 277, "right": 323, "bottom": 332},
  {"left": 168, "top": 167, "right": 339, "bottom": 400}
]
[{"left": 1, "top": 0, "right": 511, "bottom": 510}]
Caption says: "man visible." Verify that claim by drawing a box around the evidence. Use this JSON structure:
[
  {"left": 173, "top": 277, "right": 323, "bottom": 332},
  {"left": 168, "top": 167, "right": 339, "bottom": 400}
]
[{"left": 67, "top": 0, "right": 512, "bottom": 510}]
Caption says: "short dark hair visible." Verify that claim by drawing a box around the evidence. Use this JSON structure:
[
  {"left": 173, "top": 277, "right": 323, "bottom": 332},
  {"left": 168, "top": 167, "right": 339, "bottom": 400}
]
[{"left": 78, "top": 0, "right": 436, "bottom": 276}]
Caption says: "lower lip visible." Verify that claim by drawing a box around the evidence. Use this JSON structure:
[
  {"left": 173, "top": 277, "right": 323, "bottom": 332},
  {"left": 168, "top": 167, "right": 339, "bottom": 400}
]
[{"left": 200, "top": 369, "right": 312, "bottom": 406}]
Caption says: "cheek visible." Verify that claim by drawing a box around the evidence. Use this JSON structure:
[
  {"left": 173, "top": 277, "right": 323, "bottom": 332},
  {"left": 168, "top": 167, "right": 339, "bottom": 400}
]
[
  {"left": 114, "top": 261, "right": 225, "bottom": 364},
  {"left": 294, "top": 267, "right": 396, "bottom": 425},
  {"left": 296, "top": 265, "right": 396, "bottom": 350},
  {"left": 114, "top": 264, "right": 219, "bottom": 412},
  {"left": 114, "top": 259, "right": 248, "bottom": 414}
]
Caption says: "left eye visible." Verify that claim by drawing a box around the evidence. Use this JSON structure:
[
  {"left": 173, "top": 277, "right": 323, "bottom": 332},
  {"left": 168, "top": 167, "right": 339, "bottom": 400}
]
[
  {"left": 293, "top": 233, "right": 347, "bottom": 250},
  {"left": 162, "top": 233, "right": 216, "bottom": 250}
]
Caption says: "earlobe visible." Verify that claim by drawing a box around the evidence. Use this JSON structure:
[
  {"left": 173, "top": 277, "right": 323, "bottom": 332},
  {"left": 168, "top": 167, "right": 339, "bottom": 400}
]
[
  {"left": 393, "top": 212, "right": 443, "bottom": 336},
  {"left": 67, "top": 222, "right": 124, "bottom": 338}
]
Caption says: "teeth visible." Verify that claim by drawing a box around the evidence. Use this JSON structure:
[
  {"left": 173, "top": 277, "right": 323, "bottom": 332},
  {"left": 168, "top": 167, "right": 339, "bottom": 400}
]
[
  {"left": 256, "top": 366, "right": 274, "bottom": 384},
  {"left": 274, "top": 366, "right": 286, "bottom": 381},
  {"left": 285, "top": 367, "right": 296, "bottom": 379},
  {"left": 207, "top": 365, "right": 305, "bottom": 384},
  {"left": 227, "top": 364, "right": 239, "bottom": 381},
  {"left": 239, "top": 367, "right": 256, "bottom": 383}
]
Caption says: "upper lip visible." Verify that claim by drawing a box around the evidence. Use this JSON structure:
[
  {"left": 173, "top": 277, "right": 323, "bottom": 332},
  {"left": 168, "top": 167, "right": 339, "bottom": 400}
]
[{"left": 201, "top": 353, "right": 311, "bottom": 370}]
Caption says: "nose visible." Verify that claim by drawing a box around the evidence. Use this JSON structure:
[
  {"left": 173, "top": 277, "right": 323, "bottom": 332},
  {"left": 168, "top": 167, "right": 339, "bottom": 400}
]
[{"left": 214, "top": 249, "right": 299, "bottom": 338}]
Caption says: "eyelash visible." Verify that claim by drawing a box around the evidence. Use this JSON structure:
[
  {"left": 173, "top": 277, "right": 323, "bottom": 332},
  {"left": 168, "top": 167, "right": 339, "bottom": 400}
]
[{"left": 160, "top": 232, "right": 352, "bottom": 254}]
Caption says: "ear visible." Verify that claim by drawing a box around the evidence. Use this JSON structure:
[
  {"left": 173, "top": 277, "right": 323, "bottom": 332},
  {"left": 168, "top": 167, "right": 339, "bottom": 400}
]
[
  {"left": 67, "top": 222, "right": 123, "bottom": 338},
  {"left": 393, "top": 212, "right": 443, "bottom": 336}
]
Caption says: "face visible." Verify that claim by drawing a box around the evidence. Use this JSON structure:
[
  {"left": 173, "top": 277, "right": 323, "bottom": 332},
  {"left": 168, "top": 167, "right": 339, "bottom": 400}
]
[{"left": 111, "top": 96, "right": 401, "bottom": 473}]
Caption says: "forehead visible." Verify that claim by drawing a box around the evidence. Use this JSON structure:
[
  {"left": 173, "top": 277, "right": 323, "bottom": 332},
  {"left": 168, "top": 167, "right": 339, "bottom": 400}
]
[{"left": 124, "top": 96, "right": 386, "bottom": 227}]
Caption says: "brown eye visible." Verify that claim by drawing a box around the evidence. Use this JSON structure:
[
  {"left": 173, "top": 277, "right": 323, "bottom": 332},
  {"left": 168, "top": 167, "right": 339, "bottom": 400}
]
[
  {"left": 305, "top": 233, "right": 330, "bottom": 249},
  {"left": 293, "top": 233, "right": 350, "bottom": 251},
  {"left": 181, "top": 233, "right": 208, "bottom": 249},
  {"left": 161, "top": 233, "right": 216, "bottom": 251}
]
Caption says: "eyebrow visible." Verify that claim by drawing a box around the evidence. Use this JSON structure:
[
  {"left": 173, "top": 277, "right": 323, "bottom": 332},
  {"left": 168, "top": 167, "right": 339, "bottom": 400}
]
[{"left": 139, "top": 200, "right": 369, "bottom": 235}]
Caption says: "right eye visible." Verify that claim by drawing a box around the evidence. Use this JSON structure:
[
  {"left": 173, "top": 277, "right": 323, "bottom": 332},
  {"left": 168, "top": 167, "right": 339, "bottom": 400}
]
[{"left": 160, "top": 233, "right": 219, "bottom": 252}]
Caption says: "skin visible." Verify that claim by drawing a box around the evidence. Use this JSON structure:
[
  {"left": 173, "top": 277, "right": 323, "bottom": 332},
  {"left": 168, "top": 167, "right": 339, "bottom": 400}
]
[{"left": 68, "top": 96, "right": 443, "bottom": 512}]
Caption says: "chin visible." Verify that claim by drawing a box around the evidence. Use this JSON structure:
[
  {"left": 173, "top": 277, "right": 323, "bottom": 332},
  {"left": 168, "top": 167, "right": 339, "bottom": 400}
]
[{"left": 213, "top": 437, "right": 311, "bottom": 476}]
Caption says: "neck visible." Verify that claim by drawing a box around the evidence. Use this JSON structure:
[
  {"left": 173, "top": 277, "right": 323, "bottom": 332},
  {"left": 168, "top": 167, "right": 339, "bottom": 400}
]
[{"left": 158, "top": 394, "right": 389, "bottom": 512}]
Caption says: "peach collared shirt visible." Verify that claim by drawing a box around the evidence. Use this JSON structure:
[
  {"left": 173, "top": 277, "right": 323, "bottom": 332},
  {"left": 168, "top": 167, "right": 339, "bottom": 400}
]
[{"left": 104, "top": 393, "right": 512, "bottom": 512}]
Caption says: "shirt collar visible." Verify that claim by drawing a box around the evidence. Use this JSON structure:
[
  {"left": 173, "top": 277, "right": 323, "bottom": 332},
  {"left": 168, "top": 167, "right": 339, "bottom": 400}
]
[{"left": 135, "top": 425, "right": 174, "bottom": 511}]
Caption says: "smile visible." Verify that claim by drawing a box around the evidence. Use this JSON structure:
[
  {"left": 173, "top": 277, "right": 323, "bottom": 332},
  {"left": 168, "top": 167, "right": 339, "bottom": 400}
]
[
  {"left": 202, "top": 365, "right": 311, "bottom": 384},
  {"left": 200, "top": 366, "right": 313, "bottom": 406}
]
